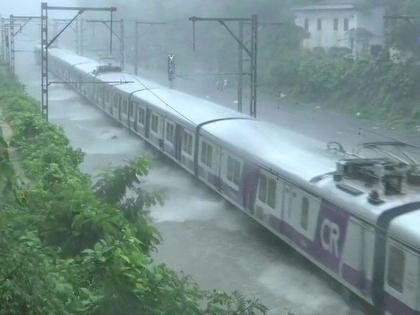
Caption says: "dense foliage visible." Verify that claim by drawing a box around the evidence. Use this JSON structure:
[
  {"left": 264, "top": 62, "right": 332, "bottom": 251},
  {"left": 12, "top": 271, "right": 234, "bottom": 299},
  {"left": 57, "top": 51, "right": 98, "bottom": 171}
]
[
  {"left": 0, "top": 69, "right": 267, "bottom": 314},
  {"left": 266, "top": 47, "right": 420, "bottom": 129}
]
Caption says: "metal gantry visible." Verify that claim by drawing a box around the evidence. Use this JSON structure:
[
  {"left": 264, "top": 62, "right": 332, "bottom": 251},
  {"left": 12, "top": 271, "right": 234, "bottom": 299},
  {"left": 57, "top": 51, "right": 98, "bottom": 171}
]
[
  {"left": 189, "top": 16, "right": 258, "bottom": 118},
  {"left": 40, "top": 2, "right": 116, "bottom": 120},
  {"left": 52, "top": 18, "right": 82, "bottom": 54},
  {"left": 9, "top": 16, "right": 14, "bottom": 73},
  {"left": 0, "top": 20, "right": 11, "bottom": 67},
  {"left": 7, "top": 15, "right": 40, "bottom": 73},
  {"left": 1, "top": 18, "right": 5, "bottom": 63}
]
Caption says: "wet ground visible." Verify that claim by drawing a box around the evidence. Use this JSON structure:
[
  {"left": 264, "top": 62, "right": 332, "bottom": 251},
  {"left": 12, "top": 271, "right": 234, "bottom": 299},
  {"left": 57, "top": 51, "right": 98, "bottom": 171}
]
[{"left": 11, "top": 48, "right": 389, "bottom": 314}]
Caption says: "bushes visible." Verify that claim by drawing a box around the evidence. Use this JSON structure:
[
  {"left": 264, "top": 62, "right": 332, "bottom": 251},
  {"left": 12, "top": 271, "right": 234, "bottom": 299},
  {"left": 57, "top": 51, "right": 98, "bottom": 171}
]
[
  {"left": 0, "top": 69, "right": 267, "bottom": 314},
  {"left": 267, "top": 48, "right": 420, "bottom": 128}
]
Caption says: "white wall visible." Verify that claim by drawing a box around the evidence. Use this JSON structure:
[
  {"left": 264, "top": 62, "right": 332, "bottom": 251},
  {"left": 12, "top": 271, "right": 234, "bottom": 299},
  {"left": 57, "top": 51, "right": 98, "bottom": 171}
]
[
  {"left": 295, "top": 9, "right": 356, "bottom": 49},
  {"left": 294, "top": 6, "right": 384, "bottom": 53}
]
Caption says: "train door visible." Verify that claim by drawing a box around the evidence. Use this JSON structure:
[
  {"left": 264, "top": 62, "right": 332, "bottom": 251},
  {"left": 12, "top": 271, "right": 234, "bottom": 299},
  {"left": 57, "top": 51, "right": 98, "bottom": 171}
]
[
  {"left": 283, "top": 183, "right": 297, "bottom": 230},
  {"left": 282, "top": 185, "right": 320, "bottom": 244},
  {"left": 383, "top": 240, "right": 419, "bottom": 315},
  {"left": 119, "top": 97, "right": 123, "bottom": 122},
  {"left": 128, "top": 99, "right": 135, "bottom": 129},
  {"left": 198, "top": 138, "right": 220, "bottom": 189},
  {"left": 341, "top": 219, "right": 374, "bottom": 298},
  {"left": 111, "top": 93, "right": 118, "bottom": 116},
  {"left": 145, "top": 108, "right": 151, "bottom": 139},
  {"left": 174, "top": 124, "right": 183, "bottom": 162},
  {"left": 254, "top": 171, "right": 284, "bottom": 230}
]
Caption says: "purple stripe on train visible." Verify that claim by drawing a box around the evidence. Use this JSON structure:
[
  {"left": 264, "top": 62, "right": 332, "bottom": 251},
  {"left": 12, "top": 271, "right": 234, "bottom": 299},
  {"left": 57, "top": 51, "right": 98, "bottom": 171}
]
[
  {"left": 314, "top": 201, "right": 350, "bottom": 273},
  {"left": 341, "top": 263, "right": 372, "bottom": 297},
  {"left": 274, "top": 201, "right": 350, "bottom": 274}
]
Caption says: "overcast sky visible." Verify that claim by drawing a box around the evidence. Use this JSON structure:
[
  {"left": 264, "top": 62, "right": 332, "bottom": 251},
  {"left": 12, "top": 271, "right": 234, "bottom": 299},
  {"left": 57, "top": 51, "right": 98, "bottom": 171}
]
[{"left": 0, "top": 0, "right": 79, "bottom": 18}]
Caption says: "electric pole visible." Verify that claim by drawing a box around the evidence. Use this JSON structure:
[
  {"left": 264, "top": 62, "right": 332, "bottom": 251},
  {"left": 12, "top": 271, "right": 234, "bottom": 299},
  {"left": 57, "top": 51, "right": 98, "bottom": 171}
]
[
  {"left": 189, "top": 15, "right": 259, "bottom": 118},
  {"left": 40, "top": 2, "right": 116, "bottom": 120}
]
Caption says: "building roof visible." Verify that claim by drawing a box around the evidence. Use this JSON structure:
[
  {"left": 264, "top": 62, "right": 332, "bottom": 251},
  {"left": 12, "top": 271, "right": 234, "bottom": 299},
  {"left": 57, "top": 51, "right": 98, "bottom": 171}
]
[{"left": 293, "top": 0, "right": 356, "bottom": 12}]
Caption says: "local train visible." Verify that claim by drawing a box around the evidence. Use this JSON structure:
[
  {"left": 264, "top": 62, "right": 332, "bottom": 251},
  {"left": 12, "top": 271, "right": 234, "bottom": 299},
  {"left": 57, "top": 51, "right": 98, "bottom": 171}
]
[{"left": 41, "top": 47, "right": 420, "bottom": 315}]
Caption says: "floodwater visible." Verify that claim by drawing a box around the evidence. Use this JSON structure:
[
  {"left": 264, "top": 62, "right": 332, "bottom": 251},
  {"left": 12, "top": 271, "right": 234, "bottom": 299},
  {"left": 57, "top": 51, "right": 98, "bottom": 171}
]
[{"left": 14, "top": 49, "right": 368, "bottom": 315}]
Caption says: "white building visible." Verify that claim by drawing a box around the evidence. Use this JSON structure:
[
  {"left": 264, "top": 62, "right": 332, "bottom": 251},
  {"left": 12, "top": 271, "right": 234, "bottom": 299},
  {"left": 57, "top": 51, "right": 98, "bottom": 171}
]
[{"left": 293, "top": 0, "right": 385, "bottom": 58}]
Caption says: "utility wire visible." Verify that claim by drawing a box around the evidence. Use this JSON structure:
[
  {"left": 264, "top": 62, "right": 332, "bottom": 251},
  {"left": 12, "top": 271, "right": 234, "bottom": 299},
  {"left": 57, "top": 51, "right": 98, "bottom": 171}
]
[{"left": 131, "top": 75, "right": 197, "bottom": 126}]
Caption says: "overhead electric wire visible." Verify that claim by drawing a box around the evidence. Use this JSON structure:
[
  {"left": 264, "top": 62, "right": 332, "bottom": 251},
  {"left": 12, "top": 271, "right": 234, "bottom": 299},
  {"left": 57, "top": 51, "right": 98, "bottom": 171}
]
[{"left": 130, "top": 75, "right": 197, "bottom": 126}]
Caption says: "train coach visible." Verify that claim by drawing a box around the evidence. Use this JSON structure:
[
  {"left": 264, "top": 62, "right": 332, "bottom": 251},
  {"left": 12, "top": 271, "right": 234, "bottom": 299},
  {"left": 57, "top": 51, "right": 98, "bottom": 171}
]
[{"left": 42, "top": 47, "right": 420, "bottom": 315}]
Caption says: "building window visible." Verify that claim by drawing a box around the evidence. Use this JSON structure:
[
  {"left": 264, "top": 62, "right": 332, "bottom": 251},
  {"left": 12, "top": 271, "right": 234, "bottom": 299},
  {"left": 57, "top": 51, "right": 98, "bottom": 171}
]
[
  {"left": 165, "top": 121, "right": 175, "bottom": 144},
  {"left": 387, "top": 245, "right": 405, "bottom": 293},
  {"left": 304, "top": 18, "right": 309, "bottom": 31},
  {"left": 258, "top": 174, "right": 276, "bottom": 209},
  {"left": 226, "top": 155, "right": 241, "bottom": 187},
  {"left": 300, "top": 197, "right": 309, "bottom": 230},
  {"left": 334, "top": 18, "right": 339, "bottom": 31},
  {"left": 137, "top": 106, "right": 145, "bottom": 126},
  {"left": 182, "top": 131, "right": 193, "bottom": 156},
  {"left": 344, "top": 18, "right": 349, "bottom": 31},
  {"left": 317, "top": 18, "right": 322, "bottom": 31},
  {"left": 200, "top": 141, "right": 213, "bottom": 168},
  {"left": 151, "top": 114, "right": 159, "bottom": 134}
]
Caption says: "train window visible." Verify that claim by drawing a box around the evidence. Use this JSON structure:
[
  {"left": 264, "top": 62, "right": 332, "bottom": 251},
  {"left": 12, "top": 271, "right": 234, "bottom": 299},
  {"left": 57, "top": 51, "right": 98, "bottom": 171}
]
[
  {"left": 258, "top": 175, "right": 276, "bottom": 209},
  {"left": 151, "top": 114, "right": 159, "bottom": 134},
  {"left": 182, "top": 131, "right": 193, "bottom": 156},
  {"left": 122, "top": 99, "right": 128, "bottom": 114},
  {"left": 387, "top": 245, "right": 405, "bottom": 293},
  {"left": 226, "top": 155, "right": 241, "bottom": 187},
  {"left": 200, "top": 141, "right": 213, "bottom": 168},
  {"left": 165, "top": 122, "right": 175, "bottom": 144},
  {"left": 258, "top": 175, "right": 267, "bottom": 203},
  {"left": 267, "top": 179, "right": 276, "bottom": 209},
  {"left": 138, "top": 106, "right": 146, "bottom": 126},
  {"left": 105, "top": 90, "right": 110, "bottom": 104},
  {"left": 114, "top": 93, "right": 122, "bottom": 109},
  {"left": 113, "top": 94, "right": 119, "bottom": 107},
  {"left": 300, "top": 197, "right": 309, "bottom": 230},
  {"left": 99, "top": 87, "right": 105, "bottom": 103},
  {"left": 129, "top": 101, "right": 133, "bottom": 116}
]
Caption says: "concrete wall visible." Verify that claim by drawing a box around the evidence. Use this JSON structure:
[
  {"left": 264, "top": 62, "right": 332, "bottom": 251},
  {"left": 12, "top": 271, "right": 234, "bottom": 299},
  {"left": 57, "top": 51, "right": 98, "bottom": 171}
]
[{"left": 294, "top": 6, "right": 385, "bottom": 56}]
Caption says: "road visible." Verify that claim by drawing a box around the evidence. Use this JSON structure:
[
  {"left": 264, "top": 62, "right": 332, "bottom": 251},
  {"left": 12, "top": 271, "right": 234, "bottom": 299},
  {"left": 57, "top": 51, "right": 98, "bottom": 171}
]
[{"left": 13, "top": 49, "right": 382, "bottom": 315}]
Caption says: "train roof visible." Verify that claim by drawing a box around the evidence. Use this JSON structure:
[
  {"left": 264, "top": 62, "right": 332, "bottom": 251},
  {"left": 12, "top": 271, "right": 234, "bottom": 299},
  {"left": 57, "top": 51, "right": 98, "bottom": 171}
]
[
  {"left": 203, "top": 119, "right": 335, "bottom": 182},
  {"left": 131, "top": 87, "right": 250, "bottom": 126},
  {"left": 49, "top": 49, "right": 249, "bottom": 125},
  {"left": 49, "top": 48, "right": 98, "bottom": 69},
  {"left": 203, "top": 119, "right": 420, "bottom": 226},
  {"left": 49, "top": 48, "right": 420, "bottom": 249}
]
